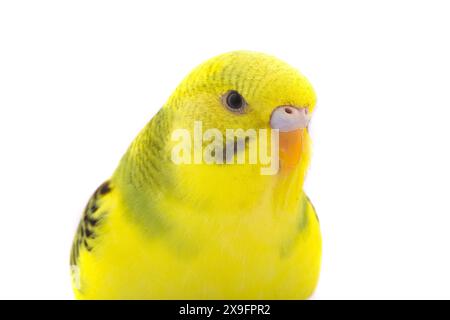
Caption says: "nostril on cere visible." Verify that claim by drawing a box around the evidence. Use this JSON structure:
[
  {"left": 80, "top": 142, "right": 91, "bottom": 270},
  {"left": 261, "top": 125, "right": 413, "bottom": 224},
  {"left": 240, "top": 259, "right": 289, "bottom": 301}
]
[
  {"left": 284, "top": 107, "right": 293, "bottom": 114},
  {"left": 270, "top": 106, "right": 309, "bottom": 132}
]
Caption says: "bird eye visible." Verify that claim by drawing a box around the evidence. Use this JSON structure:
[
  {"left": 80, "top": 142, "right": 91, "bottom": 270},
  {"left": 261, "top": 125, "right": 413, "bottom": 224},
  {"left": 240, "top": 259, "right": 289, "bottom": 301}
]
[{"left": 223, "top": 90, "right": 246, "bottom": 112}]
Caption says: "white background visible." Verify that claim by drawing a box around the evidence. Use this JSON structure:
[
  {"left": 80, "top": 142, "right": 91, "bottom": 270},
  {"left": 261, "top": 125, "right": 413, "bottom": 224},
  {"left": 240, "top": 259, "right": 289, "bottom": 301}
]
[{"left": 1, "top": 1, "right": 449, "bottom": 299}]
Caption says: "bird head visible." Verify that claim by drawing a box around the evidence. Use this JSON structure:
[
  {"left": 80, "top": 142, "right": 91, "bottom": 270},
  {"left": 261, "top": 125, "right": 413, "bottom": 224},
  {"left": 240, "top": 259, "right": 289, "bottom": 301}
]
[{"left": 118, "top": 51, "right": 316, "bottom": 213}]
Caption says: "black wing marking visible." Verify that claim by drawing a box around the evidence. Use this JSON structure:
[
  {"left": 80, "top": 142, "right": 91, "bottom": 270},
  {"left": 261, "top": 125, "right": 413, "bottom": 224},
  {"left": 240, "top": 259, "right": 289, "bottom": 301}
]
[{"left": 70, "top": 181, "right": 112, "bottom": 267}]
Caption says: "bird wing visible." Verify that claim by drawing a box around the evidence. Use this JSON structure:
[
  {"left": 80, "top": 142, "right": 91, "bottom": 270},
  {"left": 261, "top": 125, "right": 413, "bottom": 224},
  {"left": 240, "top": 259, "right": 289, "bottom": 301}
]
[
  {"left": 70, "top": 180, "right": 113, "bottom": 268},
  {"left": 304, "top": 194, "right": 319, "bottom": 225}
]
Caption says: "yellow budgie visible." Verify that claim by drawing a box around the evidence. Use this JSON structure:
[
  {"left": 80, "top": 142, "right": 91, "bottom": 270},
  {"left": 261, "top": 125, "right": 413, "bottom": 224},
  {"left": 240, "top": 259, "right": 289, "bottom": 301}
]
[{"left": 70, "top": 51, "right": 321, "bottom": 299}]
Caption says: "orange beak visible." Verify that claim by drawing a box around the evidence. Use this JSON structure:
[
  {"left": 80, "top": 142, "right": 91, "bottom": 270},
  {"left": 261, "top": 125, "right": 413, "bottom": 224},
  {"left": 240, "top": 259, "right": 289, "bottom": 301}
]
[{"left": 279, "top": 129, "right": 304, "bottom": 171}]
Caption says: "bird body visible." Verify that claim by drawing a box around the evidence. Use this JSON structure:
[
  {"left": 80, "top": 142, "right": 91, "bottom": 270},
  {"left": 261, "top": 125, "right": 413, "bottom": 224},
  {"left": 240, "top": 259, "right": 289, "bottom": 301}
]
[{"left": 71, "top": 51, "right": 321, "bottom": 299}]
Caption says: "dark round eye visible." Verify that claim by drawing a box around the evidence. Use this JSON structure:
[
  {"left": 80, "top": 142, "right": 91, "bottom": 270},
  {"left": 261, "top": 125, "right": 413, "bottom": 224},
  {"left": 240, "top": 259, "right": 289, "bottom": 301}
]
[{"left": 223, "top": 90, "right": 246, "bottom": 112}]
